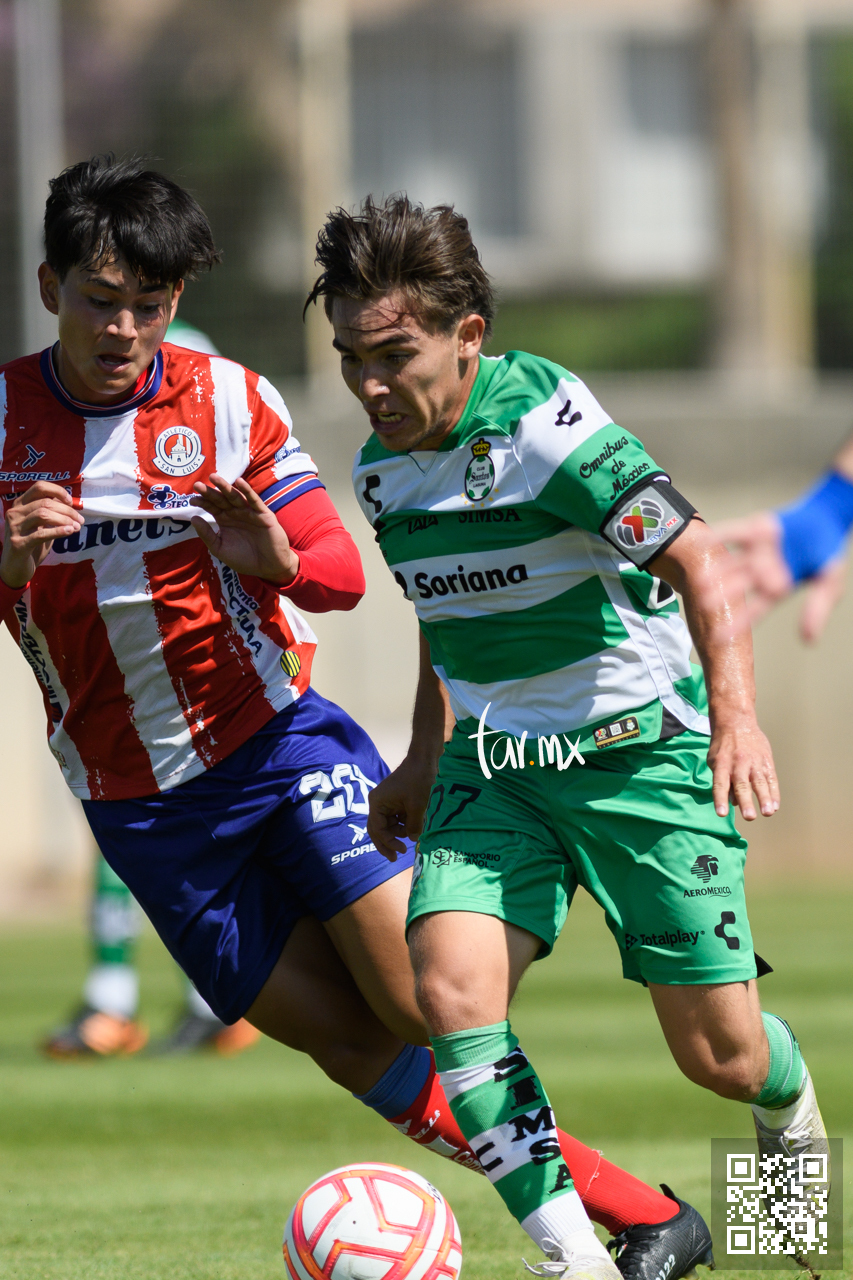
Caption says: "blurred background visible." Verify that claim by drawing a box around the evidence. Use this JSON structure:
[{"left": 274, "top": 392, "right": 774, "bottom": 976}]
[{"left": 3, "top": 0, "right": 853, "bottom": 907}]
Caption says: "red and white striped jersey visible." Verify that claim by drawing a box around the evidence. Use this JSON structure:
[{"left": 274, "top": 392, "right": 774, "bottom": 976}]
[{"left": 0, "top": 343, "right": 323, "bottom": 801}]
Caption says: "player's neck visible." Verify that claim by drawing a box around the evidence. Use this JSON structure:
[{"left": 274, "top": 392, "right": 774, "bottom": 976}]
[
  {"left": 52, "top": 343, "right": 153, "bottom": 408},
  {"left": 417, "top": 355, "right": 481, "bottom": 451}
]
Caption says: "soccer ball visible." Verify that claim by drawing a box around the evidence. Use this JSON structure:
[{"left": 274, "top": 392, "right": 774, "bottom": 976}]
[{"left": 283, "top": 1162, "right": 463, "bottom": 1280}]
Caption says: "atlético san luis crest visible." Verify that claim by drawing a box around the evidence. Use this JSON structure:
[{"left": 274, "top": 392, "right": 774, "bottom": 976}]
[
  {"left": 464, "top": 437, "right": 495, "bottom": 501},
  {"left": 153, "top": 425, "right": 205, "bottom": 478}
]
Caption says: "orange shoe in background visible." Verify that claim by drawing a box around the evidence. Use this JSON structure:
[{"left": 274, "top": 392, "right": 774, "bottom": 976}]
[
  {"left": 151, "top": 1012, "right": 261, "bottom": 1056},
  {"left": 42, "top": 1006, "right": 149, "bottom": 1059}
]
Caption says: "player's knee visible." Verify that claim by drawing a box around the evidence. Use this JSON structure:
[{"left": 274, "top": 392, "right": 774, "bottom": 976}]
[
  {"left": 676, "top": 1041, "right": 765, "bottom": 1100},
  {"left": 413, "top": 967, "right": 480, "bottom": 1034}
]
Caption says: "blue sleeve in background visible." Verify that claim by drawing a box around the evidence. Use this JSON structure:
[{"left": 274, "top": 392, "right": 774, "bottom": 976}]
[{"left": 778, "top": 471, "right": 853, "bottom": 583}]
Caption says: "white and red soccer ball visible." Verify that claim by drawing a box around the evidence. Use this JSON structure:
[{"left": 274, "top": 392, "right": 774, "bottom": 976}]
[{"left": 283, "top": 1162, "right": 463, "bottom": 1280}]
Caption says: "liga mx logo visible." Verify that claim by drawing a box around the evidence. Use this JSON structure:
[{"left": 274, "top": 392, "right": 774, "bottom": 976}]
[
  {"left": 615, "top": 497, "right": 663, "bottom": 550},
  {"left": 153, "top": 425, "right": 205, "bottom": 477}
]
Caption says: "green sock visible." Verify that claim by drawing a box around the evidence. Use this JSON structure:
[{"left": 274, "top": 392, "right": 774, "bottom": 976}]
[
  {"left": 432, "top": 1022, "right": 594, "bottom": 1251},
  {"left": 83, "top": 854, "right": 141, "bottom": 1018},
  {"left": 91, "top": 853, "right": 139, "bottom": 966},
  {"left": 753, "top": 1013, "right": 806, "bottom": 1108}
]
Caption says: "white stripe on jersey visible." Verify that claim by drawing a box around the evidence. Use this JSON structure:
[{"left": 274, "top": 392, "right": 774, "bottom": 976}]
[
  {"left": 512, "top": 376, "right": 614, "bottom": 499},
  {"left": 435, "top": 641, "right": 658, "bottom": 739},
  {"left": 393, "top": 528, "right": 598, "bottom": 623},
  {"left": 589, "top": 542, "right": 710, "bottom": 735},
  {"left": 80, "top": 411, "right": 144, "bottom": 509},
  {"left": 210, "top": 357, "right": 252, "bottom": 480},
  {"left": 93, "top": 542, "right": 201, "bottom": 787},
  {"left": 256, "top": 375, "right": 293, "bottom": 430},
  {"left": 13, "top": 592, "right": 91, "bottom": 797}
]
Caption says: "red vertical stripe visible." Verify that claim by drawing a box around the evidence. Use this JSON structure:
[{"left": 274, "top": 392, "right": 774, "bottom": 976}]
[
  {"left": 3, "top": 356, "right": 87, "bottom": 503},
  {"left": 144, "top": 539, "right": 275, "bottom": 767},
  {"left": 28, "top": 563, "right": 158, "bottom": 799}
]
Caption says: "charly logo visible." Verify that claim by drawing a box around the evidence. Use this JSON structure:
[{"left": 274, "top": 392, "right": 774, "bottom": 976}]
[
  {"left": 714, "top": 911, "right": 740, "bottom": 950},
  {"left": 153, "top": 426, "right": 205, "bottom": 477},
  {"left": 464, "top": 438, "right": 495, "bottom": 501}
]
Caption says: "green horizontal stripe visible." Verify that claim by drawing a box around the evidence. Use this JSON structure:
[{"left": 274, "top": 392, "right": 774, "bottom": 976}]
[
  {"left": 494, "top": 1159, "right": 576, "bottom": 1223},
  {"left": 449, "top": 1066, "right": 544, "bottom": 1138},
  {"left": 536, "top": 427, "right": 664, "bottom": 533},
  {"left": 378, "top": 503, "right": 566, "bottom": 567},
  {"left": 422, "top": 575, "right": 629, "bottom": 684}
]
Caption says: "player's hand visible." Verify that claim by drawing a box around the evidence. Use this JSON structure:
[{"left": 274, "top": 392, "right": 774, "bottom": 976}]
[
  {"left": 707, "top": 714, "right": 780, "bottom": 821},
  {"left": 191, "top": 473, "right": 300, "bottom": 583},
  {"left": 368, "top": 755, "right": 438, "bottom": 862},
  {"left": 0, "top": 481, "right": 84, "bottom": 589},
  {"left": 705, "top": 511, "right": 847, "bottom": 644}
]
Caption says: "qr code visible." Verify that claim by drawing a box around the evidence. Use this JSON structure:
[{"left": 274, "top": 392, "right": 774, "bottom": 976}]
[{"left": 726, "top": 1151, "right": 829, "bottom": 1256}]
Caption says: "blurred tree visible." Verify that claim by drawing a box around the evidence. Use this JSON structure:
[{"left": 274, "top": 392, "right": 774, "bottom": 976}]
[
  {"left": 815, "top": 36, "right": 853, "bottom": 370},
  {"left": 59, "top": 0, "right": 307, "bottom": 379},
  {"left": 0, "top": 3, "right": 19, "bottom": 364}
]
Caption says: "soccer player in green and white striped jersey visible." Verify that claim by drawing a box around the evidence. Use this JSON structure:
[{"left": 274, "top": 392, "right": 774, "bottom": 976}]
[{"left": 306, "top": 197, "right": 830, "bottom": 1280}]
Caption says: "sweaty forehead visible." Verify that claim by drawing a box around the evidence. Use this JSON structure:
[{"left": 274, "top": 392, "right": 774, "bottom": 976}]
[{"left": 331, "top": 294, "right": 428, "bottom": 343}]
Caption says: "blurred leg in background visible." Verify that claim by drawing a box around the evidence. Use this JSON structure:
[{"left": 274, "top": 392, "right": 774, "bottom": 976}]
[{"left": 42, "top": 850, "right": 260, "bottom": 1059}]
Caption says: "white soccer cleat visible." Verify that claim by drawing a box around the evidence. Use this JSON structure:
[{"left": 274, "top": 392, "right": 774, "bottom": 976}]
[
  {"left": 752, "top": 1067, "right": 831, "bottom": 1232},
  {"left": 752, "top": 1070, "right": 830, "bottom": 1181},
  {"left": 524, "top": 1235, "right": 623, "bottom": 1280},
  {"left": 523, "top": 1256, "right": 623, "bottom": 1280}
]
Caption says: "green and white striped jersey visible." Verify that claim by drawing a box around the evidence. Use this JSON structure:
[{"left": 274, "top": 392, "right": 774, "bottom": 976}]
[{"left": 352, "top": 350, "right": 710, "bottom": 746}]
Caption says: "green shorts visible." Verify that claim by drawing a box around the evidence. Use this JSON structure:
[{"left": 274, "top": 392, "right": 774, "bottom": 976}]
[{"left": 409, "top": 722, "right": 757, "bottom": 986}]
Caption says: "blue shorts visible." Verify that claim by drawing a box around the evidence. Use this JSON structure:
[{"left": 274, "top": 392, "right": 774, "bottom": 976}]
[{"left": 82, "top": 688, "right": 414, "bottom": 1024}]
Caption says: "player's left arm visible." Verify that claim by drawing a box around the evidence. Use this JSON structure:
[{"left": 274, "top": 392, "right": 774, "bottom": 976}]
[{"left": 650, "top": 517, "right": 780, "bottom": 823}]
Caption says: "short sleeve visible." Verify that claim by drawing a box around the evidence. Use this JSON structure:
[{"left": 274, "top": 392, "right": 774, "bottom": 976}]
[
  {"left": 514, "top": 371, "right": 694, "bottom": 566},
  {"left": 243, "top": 375, "right": 325, "bottom": 513}
]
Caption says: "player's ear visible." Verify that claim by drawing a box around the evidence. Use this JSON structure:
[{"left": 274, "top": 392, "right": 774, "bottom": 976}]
[
  {"left": 38, "top": 262, "right": 60, "bottom": 316},
  {"left": 168, "top": 279, "right": 185, "bottom": 324},
  {"left": 457, "top": 313, "right": 485, "bottom": 360}
]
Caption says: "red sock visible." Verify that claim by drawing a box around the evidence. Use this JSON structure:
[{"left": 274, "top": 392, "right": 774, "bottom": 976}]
[
  {"left": 387, "top": 1057, "right": 678, "bottom": 1233},
  {"left": 387, "top": 1055, "right": 483, "bottom": 1173},
  {"left": 557, "top": 1131, "right": 677, "bottom": 1234}
]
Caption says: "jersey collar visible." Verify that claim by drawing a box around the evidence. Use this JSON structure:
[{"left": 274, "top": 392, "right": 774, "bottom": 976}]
[{"left": 40, "top": 344, "right": 164, "bottom": 418}]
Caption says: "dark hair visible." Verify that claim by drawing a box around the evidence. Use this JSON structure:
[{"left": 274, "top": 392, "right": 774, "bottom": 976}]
[
  {"left": 306, "top": 194, "right": 495, "bottom": 339},
  {"left": 44, "top": 155, "right": 222, "bottom": 282}
]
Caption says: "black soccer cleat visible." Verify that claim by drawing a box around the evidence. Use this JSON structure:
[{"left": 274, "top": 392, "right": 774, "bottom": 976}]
[{"left": 607, "top": 1185, "right": 715, "bottom": 1280}]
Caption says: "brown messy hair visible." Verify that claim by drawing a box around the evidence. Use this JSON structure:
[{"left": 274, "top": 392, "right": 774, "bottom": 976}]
[{"left": 305, "top": 194, "right": 495, "bottom": 339}]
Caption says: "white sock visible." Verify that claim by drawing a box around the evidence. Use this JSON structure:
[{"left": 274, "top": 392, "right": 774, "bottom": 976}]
[
  {"left": 752, "top": 1070, "right": 809, "bottom": 1130},
  {"left": 84, "top": 964, "right": 138, "bottom": 1018},
  {"left": 521, "top": 1193, "right": 599, "bottom": 1253},
  {"left": 553, "top": 1229, "right": 611, "bottom": 1262},
  {"left": 186, "top": 982, "right": 221, "bottom": 1020}
]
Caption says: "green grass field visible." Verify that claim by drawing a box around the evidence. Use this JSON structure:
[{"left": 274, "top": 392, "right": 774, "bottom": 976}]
[{"left": 0, "top": 884, "right": 849, "bottom": 1279}]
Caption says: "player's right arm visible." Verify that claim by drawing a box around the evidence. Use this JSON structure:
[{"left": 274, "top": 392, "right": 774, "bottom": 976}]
[
  {"left": 0, "top": 482, "right": 84, "bottom": 595},
  {"left": 706, "top": 432, "right": 853, "bottom": 643},
  {"left": 367, "top": 631, "right": 454, "bottom": 861}
]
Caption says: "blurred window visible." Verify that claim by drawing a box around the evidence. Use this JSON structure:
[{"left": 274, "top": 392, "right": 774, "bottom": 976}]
[
  {"left": 624, "top": 37, "right": 707, "bottom": 139},
  {"left": 352, "top": 12, "right": 522, "bottom": 238}
]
